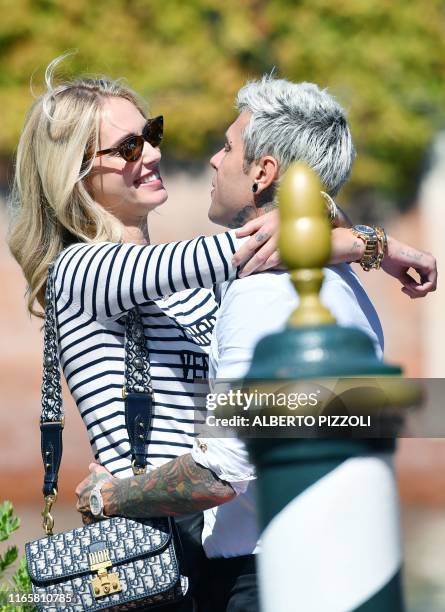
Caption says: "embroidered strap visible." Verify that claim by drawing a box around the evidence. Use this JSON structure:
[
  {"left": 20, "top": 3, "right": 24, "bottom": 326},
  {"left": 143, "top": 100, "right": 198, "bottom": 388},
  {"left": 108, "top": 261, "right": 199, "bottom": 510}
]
[
  {"left": 40, "top": 264, "right": 154, "bottom": 497},
  {"left": 123, "top": 308, "right": 153, "bottom": 395},
  {"left": 123, "top": 308, "right": 154, "bottom": 474},
  {"left": 41, "top": 264, "right": 63, "bottom": 424}
]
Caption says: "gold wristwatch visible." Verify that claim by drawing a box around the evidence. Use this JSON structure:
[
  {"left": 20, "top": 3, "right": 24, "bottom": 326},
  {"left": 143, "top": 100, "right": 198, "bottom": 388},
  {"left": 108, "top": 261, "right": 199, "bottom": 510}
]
[{"left": 351, "top": 225, "right": 379, "bottom": 271}]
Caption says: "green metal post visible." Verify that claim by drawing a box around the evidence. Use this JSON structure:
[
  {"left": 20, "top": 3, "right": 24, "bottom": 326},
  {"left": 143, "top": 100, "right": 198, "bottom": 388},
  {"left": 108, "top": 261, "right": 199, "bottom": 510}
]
[{"left": 240, "top": 163, "right": 418, "bottom": 612}]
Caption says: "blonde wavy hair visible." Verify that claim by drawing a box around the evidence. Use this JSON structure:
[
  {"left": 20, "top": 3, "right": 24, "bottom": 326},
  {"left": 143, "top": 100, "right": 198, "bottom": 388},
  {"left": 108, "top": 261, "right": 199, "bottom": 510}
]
[{"left": 7, "top": 55, "right": 148, "bottom": 318}]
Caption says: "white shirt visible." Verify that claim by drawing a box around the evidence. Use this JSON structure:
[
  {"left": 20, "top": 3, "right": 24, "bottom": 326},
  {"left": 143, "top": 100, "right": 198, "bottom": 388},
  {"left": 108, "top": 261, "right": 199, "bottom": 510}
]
[{"left": 191, "top": 264, "right": 384, "bottom": 558}]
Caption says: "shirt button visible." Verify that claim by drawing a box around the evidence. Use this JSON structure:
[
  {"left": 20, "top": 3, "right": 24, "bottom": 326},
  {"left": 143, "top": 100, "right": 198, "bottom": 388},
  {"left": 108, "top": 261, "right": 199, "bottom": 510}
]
[{"left": 197, "top": 439, "right": 208, "bottom": 453}]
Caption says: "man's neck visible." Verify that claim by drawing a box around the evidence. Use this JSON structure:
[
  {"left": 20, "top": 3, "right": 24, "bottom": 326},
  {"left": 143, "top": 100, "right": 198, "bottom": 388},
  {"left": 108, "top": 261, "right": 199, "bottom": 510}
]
[
  {"left": 227, "top": 200, "right": 276, "bottom": 229},
  {"left": 227, "top": 205, "right": 257, "bottom": 229}
]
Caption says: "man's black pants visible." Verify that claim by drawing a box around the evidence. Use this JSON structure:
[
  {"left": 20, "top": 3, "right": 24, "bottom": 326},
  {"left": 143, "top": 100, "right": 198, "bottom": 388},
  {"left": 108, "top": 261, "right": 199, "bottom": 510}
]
[
  {"left": 198, "top": 554, "right": 259, "bottom": 612},
  {"left": 154, "top": 513, "right": 259, "bottom": 612}
]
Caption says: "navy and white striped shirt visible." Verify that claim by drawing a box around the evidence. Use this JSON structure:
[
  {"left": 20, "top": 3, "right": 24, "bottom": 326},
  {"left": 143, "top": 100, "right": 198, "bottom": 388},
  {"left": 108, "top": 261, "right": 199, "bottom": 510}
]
[{"left": 53, "top": 232, "right": 240, "bottom": 477}]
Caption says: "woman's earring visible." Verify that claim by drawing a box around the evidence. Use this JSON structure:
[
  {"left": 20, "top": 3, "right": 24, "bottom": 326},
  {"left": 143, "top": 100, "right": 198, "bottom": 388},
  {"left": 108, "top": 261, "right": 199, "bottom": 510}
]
[{"left": 252, "top": 183, "right": 258, "bottom": 193}]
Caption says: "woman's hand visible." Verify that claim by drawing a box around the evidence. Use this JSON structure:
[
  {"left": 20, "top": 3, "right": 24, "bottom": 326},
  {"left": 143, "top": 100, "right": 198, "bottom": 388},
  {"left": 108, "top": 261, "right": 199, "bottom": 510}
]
[
  {"left": 75, "top": 462, "right": 116, "bottom": 524},
  {"left": 233, "top": 210, "right": 279, "bottom": 277},
  {"left": 232, "top": 203, "right": 353, "bottom": 276},
  {"left": 234, "top": 216, "right": 361, "bottom": 276}
]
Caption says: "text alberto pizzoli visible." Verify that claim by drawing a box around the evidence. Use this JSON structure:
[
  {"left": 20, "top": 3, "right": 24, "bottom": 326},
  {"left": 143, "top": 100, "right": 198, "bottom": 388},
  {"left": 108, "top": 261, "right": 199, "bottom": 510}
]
[{"left": 205, "top": 390, "right": 371, "bottom": 428}]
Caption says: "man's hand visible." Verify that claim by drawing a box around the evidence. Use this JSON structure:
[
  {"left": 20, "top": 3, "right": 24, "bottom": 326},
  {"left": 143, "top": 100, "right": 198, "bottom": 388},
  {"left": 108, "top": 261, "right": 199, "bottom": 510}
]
[
  {"left": 382, "top": 237, "right": 437, "bottom": 298},
  {"left": 75, "top": 462, "right": 116, "bottom": 524}
]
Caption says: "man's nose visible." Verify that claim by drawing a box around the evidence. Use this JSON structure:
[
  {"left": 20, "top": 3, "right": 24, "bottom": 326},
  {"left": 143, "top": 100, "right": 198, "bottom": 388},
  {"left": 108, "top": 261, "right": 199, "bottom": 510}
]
[{"left": 210, "top": 148, "right": 224, "bottom": 170}]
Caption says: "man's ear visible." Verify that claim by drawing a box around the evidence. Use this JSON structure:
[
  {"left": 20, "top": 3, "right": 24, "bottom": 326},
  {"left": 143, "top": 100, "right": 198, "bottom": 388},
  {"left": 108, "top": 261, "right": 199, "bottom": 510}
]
[{"left": 253, "top": 156, "right": 279, "bottom": 193}]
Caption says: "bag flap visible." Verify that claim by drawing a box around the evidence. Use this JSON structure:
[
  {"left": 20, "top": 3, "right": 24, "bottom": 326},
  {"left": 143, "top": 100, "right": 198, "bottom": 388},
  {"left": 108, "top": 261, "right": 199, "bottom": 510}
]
[{"left": 25, "top": 517, "right": 172, "bottom": 583}]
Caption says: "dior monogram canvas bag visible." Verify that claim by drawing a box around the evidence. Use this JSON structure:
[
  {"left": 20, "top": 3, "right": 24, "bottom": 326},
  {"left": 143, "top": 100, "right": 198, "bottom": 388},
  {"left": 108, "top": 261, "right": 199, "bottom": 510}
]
[{"left": 25, "top": 265, "right": 188, "bottom": 611}]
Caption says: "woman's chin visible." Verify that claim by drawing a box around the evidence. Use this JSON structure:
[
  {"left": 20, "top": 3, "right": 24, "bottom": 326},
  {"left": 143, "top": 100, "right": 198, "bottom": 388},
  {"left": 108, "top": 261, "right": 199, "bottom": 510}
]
[{"left": 140, "top": 189, "right": 168, "bottom": 212}]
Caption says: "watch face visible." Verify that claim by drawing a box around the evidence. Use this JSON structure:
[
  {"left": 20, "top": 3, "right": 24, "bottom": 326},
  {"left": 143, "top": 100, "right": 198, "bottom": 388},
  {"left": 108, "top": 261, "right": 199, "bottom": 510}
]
[
  {"left": 354, "top": 224, "right": 374, "bottom": 235},
  {"left": 90, "top": 490, "right": 102, "bottom": 516}
]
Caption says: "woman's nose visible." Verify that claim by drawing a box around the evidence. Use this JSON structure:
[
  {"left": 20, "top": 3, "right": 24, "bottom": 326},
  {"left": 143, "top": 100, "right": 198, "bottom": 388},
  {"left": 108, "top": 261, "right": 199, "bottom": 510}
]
[{"left": 141, "top": 141, "right": 161, "bottom": 164}]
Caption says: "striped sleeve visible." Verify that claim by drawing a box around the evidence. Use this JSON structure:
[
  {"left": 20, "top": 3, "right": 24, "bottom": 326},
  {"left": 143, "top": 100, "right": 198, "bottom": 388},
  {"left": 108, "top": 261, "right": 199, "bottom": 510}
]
[{"left": 54, "top": 232, "right": 240, "bottom": 320}]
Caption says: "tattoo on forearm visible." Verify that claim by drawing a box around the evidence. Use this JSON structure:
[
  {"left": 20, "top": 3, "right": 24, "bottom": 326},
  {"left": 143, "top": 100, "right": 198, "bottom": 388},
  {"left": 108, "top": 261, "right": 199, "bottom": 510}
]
[
  {"left": 398, "top": 249, "right": 423, "bottom": 262},
  {"left": 103, "top": 454, "right": 235, "bottom": 519}
]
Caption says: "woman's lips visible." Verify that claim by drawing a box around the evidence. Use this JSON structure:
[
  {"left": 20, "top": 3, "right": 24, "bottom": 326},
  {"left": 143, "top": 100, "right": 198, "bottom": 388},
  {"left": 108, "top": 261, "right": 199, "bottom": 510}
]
[
  {"left": 135, "top": 171, "right": 163, "bottom": 188},
  {"left": 136, "top": 178, "right": 163, "bottom": 189}
]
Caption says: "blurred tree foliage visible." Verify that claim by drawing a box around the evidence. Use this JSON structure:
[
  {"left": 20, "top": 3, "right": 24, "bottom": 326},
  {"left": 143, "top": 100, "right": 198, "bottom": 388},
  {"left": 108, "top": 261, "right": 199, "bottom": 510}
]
[{"left": 0, "top": 0, "right": 444, "bottom": 206}]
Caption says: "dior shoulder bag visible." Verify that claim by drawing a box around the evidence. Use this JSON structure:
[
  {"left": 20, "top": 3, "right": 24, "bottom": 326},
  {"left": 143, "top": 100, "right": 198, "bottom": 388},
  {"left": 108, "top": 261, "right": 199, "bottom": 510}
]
[{"left": 25, "top": 263, "right": 189, "bottom": 611}]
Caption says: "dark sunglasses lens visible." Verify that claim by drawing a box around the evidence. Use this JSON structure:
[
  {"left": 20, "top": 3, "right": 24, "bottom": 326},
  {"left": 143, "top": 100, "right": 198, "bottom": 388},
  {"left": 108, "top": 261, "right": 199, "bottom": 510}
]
[
  {"left": 144, "top": 116, "right": 163, "bottom": 147},
  {"left": 119, "top": 136, "right": 144, "bottom": 162}
]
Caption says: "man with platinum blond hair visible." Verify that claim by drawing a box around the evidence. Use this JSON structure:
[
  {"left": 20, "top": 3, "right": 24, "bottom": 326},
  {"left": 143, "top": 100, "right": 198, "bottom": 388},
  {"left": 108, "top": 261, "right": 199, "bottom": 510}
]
[
  {"left": 238, "top": 78, "right": 354, "bottom": 195},
  {"left": 76, "top": 76, "right": 436, "bottom": 611}
]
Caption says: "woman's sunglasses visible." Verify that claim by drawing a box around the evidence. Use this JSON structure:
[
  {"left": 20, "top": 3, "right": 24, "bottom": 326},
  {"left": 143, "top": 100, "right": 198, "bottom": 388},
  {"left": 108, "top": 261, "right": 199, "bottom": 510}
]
[{"left": 95, "top": 115, "right": 164, "bottom": 162}]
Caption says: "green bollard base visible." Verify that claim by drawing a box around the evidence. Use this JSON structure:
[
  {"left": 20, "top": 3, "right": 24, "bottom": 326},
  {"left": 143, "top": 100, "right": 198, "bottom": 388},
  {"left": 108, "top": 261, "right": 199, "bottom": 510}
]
[
  {"left": 242, "top": 324, "right": 408, "bottom": 612},
  {"left": 248, "top": 437, "right": 396, "bottom": 530},
  {"left": 354, "top": 569, "right": 404, "bottom": 612},
  {"left": 246, "top": 324, "right": 401, "bottom": 380}
]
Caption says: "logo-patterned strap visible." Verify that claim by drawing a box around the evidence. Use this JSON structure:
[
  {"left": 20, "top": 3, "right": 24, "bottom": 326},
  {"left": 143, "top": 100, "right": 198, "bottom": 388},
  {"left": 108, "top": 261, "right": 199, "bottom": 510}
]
[
  {"left": 124, "top": 308, "right": 154, "bottom": 474},
  {"left": 124, "top": 308, "right": 153, "bottom": 395},
  {"left": 40, "top": 264, "right": 154, "bottom": 493},
  {"left": 41, "top": 264, "right": 63, "bottom": 424},
  {"left": 41, "top": 267, "right": 153, "bottom": 421}
]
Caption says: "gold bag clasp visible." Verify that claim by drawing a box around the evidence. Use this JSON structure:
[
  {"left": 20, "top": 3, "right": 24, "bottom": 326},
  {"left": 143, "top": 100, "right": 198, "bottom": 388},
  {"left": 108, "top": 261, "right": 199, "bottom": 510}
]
[
  {"left": 42, "top": 490, "right": 57, "bottom": 536},
  {"left": 89, "top": 549, "right": 122, "bottom": 599}
]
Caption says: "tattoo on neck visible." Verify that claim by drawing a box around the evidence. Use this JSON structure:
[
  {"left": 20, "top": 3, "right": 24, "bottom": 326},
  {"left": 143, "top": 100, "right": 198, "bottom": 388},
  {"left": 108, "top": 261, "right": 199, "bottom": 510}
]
[
  {"left": 261, "top": 202, "right": 276, "bottom": 213},
  {"left": 228, "top": 205, "right": 256, "bottom": 229}
]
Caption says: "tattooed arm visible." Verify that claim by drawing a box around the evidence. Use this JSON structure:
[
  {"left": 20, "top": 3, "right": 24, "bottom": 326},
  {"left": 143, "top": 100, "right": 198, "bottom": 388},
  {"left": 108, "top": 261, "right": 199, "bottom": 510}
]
[
  {"left": 380, "top": 236, "right": 437, "bottom": 298},
  {"left": 76, "top": 455, "right": 236, "bottom": 521}
]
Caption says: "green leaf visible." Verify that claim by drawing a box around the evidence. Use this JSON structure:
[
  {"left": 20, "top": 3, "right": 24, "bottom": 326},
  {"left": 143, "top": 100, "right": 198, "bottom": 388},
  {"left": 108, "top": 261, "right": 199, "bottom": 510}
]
[
  {"left": 12, "top": 557, "right": 33, "bottom": 594},
  {"left": 0, "top": 547, "right": 18, "bottom": 573},
  {"left": 0, "top": 503, "right": 20, "bottom": 542},
  {"left": 0, "top": 502, "right": 35, "bottom": 611}
]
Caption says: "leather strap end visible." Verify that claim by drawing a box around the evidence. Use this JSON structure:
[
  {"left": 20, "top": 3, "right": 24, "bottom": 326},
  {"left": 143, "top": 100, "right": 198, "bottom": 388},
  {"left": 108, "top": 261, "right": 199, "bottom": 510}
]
[{"left": 40, "top": 422, "right": 63, "bottom": 496}]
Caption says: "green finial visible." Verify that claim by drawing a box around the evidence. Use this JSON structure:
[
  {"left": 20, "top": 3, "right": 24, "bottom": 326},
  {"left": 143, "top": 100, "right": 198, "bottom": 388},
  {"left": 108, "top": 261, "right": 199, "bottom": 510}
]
[{"left": 278, "top": 161, "right": 336, "bottom": 327}]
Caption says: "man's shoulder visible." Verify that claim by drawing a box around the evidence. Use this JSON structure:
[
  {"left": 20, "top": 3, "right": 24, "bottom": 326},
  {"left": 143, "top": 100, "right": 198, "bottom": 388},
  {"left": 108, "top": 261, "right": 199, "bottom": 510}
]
[
  {"left": 222, "top": 265, "right": 355, "bottom": 300},
  {"left": 223, "top": 270, "right": 291, "bottom": 299}
]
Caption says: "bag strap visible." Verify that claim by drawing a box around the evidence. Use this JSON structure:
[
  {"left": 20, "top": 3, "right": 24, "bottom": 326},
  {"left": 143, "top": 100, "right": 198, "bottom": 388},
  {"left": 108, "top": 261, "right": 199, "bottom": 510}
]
[
  {"left": 40, "top": 263, "right": 154, "bottom": 533},
  {"left": 123, "top": 308, "right": 154, "bottom": 475}
]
